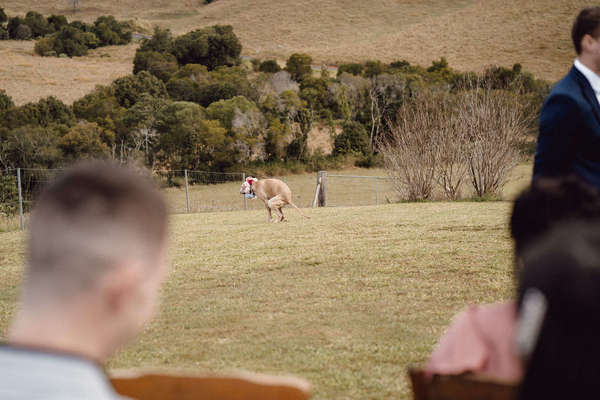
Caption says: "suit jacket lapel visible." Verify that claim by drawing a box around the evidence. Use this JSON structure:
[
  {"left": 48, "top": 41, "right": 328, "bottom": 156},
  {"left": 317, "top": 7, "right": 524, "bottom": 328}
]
[{"left": 571, "top": 67, "right": 600, "bottom": 124}]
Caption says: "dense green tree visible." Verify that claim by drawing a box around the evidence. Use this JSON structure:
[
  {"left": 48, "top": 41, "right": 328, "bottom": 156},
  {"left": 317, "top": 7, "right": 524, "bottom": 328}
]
[
  {"left": 1, "top": 97, "right": 74, "bottom": 130},
  {"left": 0, "top": 90, "right": 14, "bottom": 112},
  {"left": 139, "top": 26, "right": 174, "bottom": 54},
  {"left": 364, "top": 60, "right": 387, "bottom": 78},
  {"left": 7, "top": 17, "right": 25, "bottom": 39},
  {"left": 51, "top": 25, "right": 94, "bottom": 56},
  {"left": 172, "top": 25, "right": 241, "bottom": 69},
  {"left": 112, "top": 71, "right": 168, "bottom": 108},
  {"left": 91, "top": 15, "right": 131, "bottom": 46},
  {"left": 59, "top": 122, "right": 112, "bottom": 161},
  {"left": 333, "top": 121, "right": 369, "bottom": 156},
  {"left": 0, "top": 8, "right": 7, "bottom": 24},
  {"left": 264, "top": 118, "right": 287, "bottom": 161},
  {"left": 72, "top": 85, "right": 124, "bottom": 133},
  {"left": 285, "top": 53, "right": 312, "bottom": 82},
  {"left": 205, "top": 96, "right": 258, "bottom": 131},
  {"left": 259, "top": 60, "right": 281, "bottom": 73},
  {"left": 13, "top": 22, "right": 32, "bottom": 40},
  {"left": 133, "top": 51, "right": 178, "bottom": 82},
  {"left": 69, "top": 20, "right": 92, "bottom": 32},
  {"left": 121, "top": 94, "right": 171, "bottom": 165},
  {"left": 154, "top": 101, "right": 232, "bottom": 170},
  {"left": 47, "top": 15, "right": 68, "bottom": 32},
  {"left": 337, "top": 63, "right": 363, "bottom": 77},
  {"left": 0, "top": 125, "right": 63, "bottom": 169},
  {"left": 299, "top": 77, "right": 330, "bottom": 114},
  {"left": 24, "top": 11, "right": 52, "bottom": 38}
]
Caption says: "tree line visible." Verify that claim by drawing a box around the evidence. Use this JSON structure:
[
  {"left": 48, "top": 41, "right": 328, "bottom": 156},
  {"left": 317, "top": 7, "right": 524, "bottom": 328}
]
[{"left": 0, "top": 23, "right": 551, "bottom": 200}]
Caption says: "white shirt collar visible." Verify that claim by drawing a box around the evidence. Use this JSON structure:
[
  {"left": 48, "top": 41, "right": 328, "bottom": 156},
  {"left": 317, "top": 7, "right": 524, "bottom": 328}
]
[{"left": 574, "top": 58, "right": 600, "bottom": 95}]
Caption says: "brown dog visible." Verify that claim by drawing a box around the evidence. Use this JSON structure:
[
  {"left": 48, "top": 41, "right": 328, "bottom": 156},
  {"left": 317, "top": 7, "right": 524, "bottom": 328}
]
[{"left": 240, "top": 177, "right": 310, "bottom": 222}]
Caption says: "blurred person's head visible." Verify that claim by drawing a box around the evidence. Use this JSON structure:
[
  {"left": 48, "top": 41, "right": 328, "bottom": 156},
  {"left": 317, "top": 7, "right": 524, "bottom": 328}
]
[
  {"left": 573, "top": 7, "right": 600, "bottom": 70},
  {"left": 516, "top": 223, "right": 600, "bottom": 399},
  {"left": 510, "top": 176, "right": 600, "bottom": 267},
  {"left": 9, "top": 161, "right": 168, "bottom": 362}
]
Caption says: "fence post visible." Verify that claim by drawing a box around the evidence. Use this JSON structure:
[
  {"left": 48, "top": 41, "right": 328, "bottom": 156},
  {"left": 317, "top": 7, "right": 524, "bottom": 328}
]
[
  {"left": 312, "top": 173, "right": 321, "bottom": 208},
  {"left": 318, "top": 170, "right": 327, "bottom": 207},
  {"left": 375, "top": 177, "right": 379, "bottom": 206},
  {"left": 17, "top": 168, "right": 24, "bottom": 230},
  {"left": 242, "top": 172, "right": 247, "bottom": 210},
  {"left": 184, "top": 169, "right": 190, "bottom": 213}
]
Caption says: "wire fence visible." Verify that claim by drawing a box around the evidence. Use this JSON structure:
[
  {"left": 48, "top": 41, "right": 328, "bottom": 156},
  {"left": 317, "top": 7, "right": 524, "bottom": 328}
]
[
  {"left": 0, "top": 168, "right": 395, "bottom": 232},
  {"left": 325, "top": 174, "right": 397, "bottom": 207}
]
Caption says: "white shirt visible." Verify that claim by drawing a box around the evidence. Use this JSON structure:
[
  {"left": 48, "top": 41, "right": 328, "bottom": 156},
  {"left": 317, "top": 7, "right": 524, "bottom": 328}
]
[
  {"left": 0, "top": 345, "right": 129, "bottom": 400},
  {"left": 574, "top": 58, "right": 600, "bottom": 105}
]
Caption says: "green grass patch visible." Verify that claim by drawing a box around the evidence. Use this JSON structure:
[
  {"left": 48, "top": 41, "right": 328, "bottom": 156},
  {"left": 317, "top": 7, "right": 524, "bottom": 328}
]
[{"left": 0, "top": 202, "right": 515, "bottom": 399}]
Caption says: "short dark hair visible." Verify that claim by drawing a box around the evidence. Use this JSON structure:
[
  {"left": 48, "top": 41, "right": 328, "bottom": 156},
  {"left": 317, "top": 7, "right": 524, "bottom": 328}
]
[
  {"left": 510, "top": 176, "right": 600, "bottom": 258},
  {"left": 26, "top": 161, "right": 168, "bottom": 299},
  {"left": 572, "top": 7, "right": 600, "bottom": 54},
  {"left": 517, "top": 223, "right": 600, "bottom": 399}
]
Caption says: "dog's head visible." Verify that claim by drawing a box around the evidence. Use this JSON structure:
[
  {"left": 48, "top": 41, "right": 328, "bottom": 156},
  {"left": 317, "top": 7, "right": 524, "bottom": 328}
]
[{"left": 240, "top": 176, "right": 257, "bottom": 195}]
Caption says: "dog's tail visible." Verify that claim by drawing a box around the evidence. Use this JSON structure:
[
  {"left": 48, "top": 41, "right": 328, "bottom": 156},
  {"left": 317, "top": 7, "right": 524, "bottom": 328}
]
[{"left": 289, "top": 202, "right": 311, "bottom": 219}]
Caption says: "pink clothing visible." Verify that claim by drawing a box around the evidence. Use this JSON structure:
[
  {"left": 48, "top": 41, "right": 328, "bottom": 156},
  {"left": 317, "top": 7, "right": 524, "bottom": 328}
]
[{"left": 425, "top": 302, "right": 522, "bottom": 382}]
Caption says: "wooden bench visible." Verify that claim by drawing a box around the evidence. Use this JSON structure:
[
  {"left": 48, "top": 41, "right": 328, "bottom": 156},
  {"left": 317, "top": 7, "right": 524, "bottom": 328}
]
[
  {"left": 408, "top": 368, "right": 518, "bottom": 400},
  {"left": 110, "top": 370, "right": 312, "bottom": 400}
]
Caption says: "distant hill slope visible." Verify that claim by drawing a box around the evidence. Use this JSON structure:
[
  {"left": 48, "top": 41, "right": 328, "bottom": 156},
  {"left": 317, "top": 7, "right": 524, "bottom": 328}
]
[{"left": 3, "top": 0, "right": 589, "bottom": 82}]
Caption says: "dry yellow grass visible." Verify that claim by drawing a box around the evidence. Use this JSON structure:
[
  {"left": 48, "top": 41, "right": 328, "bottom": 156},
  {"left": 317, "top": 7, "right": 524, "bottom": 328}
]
[
  {"left": 0, "top": 0, "right": 590, "bottom": 105},
  {"left": 0, "top": 41, "right": 135, "bottom": 105},
  {"left": 0, "top": 201, "right": 515, "bottom": 399}
]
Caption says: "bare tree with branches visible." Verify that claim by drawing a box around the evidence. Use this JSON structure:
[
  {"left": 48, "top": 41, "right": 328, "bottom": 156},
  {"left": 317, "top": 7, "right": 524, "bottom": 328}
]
[{"left": 457, "top": 78, "right": 531, "bottom": 197}]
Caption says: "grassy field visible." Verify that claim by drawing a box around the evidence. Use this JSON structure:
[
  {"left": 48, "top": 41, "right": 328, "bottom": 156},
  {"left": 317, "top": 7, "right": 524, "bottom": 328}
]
[
  {"left": 0, "top": 201, "right": 515, "bottom": 399},
  {"left": 0, "top": 0, "right": 591, "bottom": 105}
]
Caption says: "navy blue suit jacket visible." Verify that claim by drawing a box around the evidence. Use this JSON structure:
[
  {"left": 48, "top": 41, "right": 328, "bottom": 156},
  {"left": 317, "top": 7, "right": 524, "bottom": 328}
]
[{"left": 533, "top": 66, "right": 600, "bottom": 189}]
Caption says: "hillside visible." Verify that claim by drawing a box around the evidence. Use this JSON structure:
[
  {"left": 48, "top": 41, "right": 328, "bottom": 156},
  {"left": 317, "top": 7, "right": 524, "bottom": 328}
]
[{"left": 0, "top": 0, "right": 588, "bottom": 104}]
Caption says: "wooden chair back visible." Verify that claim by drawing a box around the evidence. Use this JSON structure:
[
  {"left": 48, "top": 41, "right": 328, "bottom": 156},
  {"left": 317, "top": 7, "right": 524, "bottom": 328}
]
[
  {"left": 408, "top": 368, "right": 518, "bottom": 400},
  {"left": 110, "top": 370, "right": 312, "bottom": 400}
]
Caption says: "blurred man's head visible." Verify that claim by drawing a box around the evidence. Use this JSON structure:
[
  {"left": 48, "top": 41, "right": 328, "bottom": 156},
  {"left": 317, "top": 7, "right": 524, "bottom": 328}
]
[
  {"left": 510, "top": 176, "right": 600, "bottom": 262},
  {"left": 10, "top": 161, "right": 168, "bottom": 361},
  {"left": 573, "top": 7, "right": 600, "bottom": 69}
]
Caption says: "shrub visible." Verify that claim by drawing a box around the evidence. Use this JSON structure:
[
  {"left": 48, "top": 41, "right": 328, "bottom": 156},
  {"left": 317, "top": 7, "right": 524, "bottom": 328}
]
[
  {"left": 72, "top": 85, "right": 123, "bottom": 126},
  {"left": 92, "top": 15, "right": 132, "bottom": 46},
  {"left": 333, "top": 121, "right": 369, "bottom": 156},
  {"left": 172, "top": 25, "right": 242, "bottom": 69},
  {"left": 389, "top": 60, "right": 410, "bottom": 69},
  {"left": 25, "top": 11, "right": 52, "bottom": 38},
  {"left": 112, "top": 71, "right": 168, "bottom": 108},
  {"left": 7, "top": 17, "right": 24, "bottom": 39},
  {"left": 60, "top": 122, "right": 112, "bottom": 160},
  {"left": 52, "top": 26, "right": 90, "bottom": 57},
  {"left": 0, "top": 8, "right": 7, "bottom": 24},
  {"left": 364, "top": 60, "right": 387, "bottom": 78},
  {"left": 47, "top": 14, "right": 68, "bottom": 32},
  {"left": 139, "top": 26, "right": 174, "bottom": 54},
  {"left": 34, "top": 36, "right": 55, "bottom": 56},
  {"left": 285, "top": 53, "right": 312, "bottom": 82},
  {"left": 0, "top": 174, "right": 18, "bottom": 217},
  {"left": 133, "top": 50, "right": 178, "bottom": 82},
  {"left": 337, "top": 63, "right": 363, "bottom": 77},
  {"left": 69, "top": 20, "right": 92, "bottom": 32},
  {"left": 0, "top": 90, "right": 14, "bottom": 112},
  {"left": 14, "top": 24, "right": 32, "bottom": 40},
  {"left": 0, "top": 26, "right": 8, "bottom": 40},
  {"left": 259, "top": 60, "right": 281, "bottom": 73}
]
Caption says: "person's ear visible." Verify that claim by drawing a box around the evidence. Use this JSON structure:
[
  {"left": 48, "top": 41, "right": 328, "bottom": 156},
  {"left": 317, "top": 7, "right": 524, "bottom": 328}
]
[
  {"left": 101, "top": 261, "right": 145, "bottom": 313},
  {"left": 582, "top": 34, "right": 597, "bottom": 52}
]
